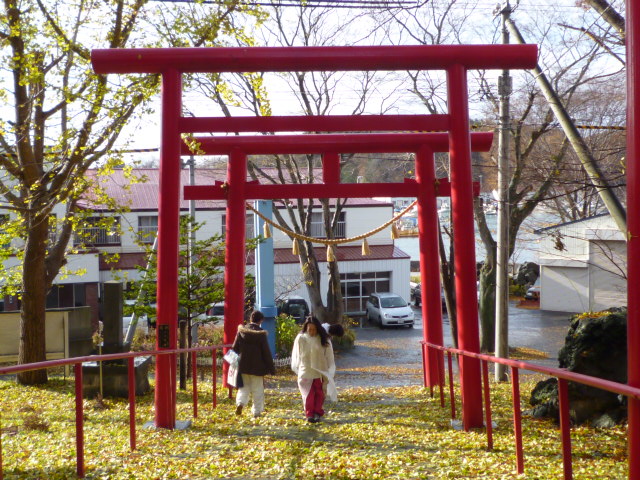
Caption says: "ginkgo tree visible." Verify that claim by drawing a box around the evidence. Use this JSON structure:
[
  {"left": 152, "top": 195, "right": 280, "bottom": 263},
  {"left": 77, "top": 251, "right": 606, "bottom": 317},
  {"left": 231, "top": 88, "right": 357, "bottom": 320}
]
[{"left": 0, "top": 0, "right": 262, "bottom": 385}]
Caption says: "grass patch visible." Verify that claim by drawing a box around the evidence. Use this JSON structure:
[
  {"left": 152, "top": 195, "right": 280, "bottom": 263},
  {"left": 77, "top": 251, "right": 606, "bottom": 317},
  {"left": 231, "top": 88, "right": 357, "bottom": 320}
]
[
  {"left": 0, "top": 372, "right": 627, "bottom": 479},
  {"left": 508, "top": 346, "right": 549, "bottom": 360}
]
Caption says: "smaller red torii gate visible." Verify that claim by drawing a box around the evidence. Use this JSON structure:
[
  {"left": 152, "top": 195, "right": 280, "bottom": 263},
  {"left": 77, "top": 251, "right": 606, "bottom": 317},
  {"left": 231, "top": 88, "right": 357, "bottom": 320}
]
[
  {"left": 183, "top": 131, "right": 491, "bottom": 393},
  {"left": 92, "top": 44, "right": 538, "bottom": 432}
]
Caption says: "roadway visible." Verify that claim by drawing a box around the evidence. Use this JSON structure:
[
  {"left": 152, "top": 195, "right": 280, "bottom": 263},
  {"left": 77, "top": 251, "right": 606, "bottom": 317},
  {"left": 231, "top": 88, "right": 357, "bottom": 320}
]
[{"left": 334, "top": 301, "right": 573, "bottom": 389}]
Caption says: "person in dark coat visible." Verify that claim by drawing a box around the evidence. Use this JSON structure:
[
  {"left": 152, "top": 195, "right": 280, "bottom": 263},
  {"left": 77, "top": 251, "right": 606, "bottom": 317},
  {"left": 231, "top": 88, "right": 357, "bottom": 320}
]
[{"left": 231, "top": 310, "right": 276, "bottom": 418}]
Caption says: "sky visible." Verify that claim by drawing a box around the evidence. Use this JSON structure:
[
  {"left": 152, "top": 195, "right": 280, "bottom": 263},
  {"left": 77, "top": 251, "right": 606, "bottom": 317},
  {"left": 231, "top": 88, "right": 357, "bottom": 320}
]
[{"left": 113, "top": 0, "right": 619, "bottom": 162}]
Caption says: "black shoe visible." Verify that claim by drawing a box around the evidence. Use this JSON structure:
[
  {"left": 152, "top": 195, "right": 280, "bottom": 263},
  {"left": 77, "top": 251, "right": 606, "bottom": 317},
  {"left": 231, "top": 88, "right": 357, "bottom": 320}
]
[
  {"left": 307, "top": 416, "right": 318, "bottom": 423},
  {"left": 235, "top": 405, "right": 243, "bottom": 416},
  {"left": 313, "top": 414, "right": 321, "bottom": 422}
]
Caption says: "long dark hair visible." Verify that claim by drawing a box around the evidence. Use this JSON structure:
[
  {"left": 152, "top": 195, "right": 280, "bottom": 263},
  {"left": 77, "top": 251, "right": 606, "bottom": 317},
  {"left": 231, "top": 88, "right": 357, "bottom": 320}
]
[{"left": 301, "top": 316, "right": 330, "bottom": 347}]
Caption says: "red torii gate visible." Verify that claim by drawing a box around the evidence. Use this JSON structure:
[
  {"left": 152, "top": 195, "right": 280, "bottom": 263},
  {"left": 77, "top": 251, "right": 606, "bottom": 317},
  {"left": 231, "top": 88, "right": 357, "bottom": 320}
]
[
  {"left": 183, "top": 132, "right": 490, "bottom": 392},
  {"left": 92, "top": 44, "right": 538, "bottom": 432}
]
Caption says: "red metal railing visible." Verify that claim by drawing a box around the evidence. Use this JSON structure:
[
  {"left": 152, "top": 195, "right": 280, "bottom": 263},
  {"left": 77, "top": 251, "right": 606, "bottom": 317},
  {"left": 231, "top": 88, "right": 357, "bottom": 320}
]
[
  {"left": 0, "top": 344, "right": 230, "bottom": 479},
  {"left": 422, "top": 342, "right": 640, "bottom": 479}
]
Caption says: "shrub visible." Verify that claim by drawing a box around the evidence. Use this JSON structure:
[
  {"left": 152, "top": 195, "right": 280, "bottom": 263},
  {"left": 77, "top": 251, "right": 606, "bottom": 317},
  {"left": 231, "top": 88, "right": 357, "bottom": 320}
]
[
  {"left": 276, "top": 314, "right": 299, "bottom": 357},
  {"left": 332, "top": 315, "right": 356, "bottom": 350},
  {"left": 509, "top": 283, "right": 527, "bottom": 297},
  {"left": 196, "top": 322, "right": 225, "bottom": 354},
  {"left": 130, "top": 330, "right": 156, "bottom": 352}
]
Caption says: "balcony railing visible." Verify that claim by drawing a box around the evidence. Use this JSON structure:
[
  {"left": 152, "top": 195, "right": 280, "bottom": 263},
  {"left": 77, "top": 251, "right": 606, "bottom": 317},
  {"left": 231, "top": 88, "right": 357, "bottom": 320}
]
[
  {"left": 310, "top": 221, "right": 346, "bottom": 239},
  {"left": 74, "top": 228, "right": 121, "bottom": 246}
]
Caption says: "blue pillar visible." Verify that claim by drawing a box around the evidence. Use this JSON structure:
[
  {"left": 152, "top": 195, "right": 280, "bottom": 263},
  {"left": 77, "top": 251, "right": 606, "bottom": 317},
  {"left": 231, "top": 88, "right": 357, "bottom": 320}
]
[{"left": 254, "top": 200, "right": 277, "bottom": 358}]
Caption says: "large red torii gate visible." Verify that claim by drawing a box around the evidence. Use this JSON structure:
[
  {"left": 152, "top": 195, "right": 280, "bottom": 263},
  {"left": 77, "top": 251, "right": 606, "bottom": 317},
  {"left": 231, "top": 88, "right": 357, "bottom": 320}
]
[{"left": 92, "top": 44, "right": 538, "bottom": 432}]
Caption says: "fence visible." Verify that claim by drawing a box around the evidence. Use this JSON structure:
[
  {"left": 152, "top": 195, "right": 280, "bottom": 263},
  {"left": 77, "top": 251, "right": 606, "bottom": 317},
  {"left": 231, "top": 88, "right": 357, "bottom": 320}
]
[
  {"left": 0, "top": 344, "right": 230, "bottom": 479},
  {"left": 422, "top": 341, "right": 639, "bottom": 479}
]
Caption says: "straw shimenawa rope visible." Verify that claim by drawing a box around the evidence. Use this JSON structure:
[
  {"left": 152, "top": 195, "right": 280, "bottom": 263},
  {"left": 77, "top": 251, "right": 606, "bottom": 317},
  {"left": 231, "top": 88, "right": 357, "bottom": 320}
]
[{"left": 245, "top": 200, "right": 418, "bottom": 261}]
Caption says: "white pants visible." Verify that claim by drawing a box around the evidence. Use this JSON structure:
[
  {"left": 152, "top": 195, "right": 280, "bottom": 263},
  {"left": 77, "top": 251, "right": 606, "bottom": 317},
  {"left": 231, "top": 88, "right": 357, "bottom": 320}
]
[{"left": 236, "top": 374, "right": 265, "bottom": 415}]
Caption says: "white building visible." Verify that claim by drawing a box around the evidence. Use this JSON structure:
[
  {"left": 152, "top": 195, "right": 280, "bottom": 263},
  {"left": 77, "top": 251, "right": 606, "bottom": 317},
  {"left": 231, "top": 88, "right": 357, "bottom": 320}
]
[
  {"left": 536, "top": 214, "right": 626, "bottom": 313},
  {"left": 3, "top": 168, "right": 412, "bottom": 323}
]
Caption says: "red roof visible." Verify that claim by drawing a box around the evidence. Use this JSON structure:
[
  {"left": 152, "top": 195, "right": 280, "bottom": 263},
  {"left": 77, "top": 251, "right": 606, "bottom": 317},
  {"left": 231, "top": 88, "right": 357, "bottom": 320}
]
[
  {"left": 102, "top": 244, "right": 407, "bottom": 271},
  {"left": 248, "top": 244, "right": 409, "bottom": 265},
  {"left": 81, "top": 168, "right": 392, "bottom": 211}
]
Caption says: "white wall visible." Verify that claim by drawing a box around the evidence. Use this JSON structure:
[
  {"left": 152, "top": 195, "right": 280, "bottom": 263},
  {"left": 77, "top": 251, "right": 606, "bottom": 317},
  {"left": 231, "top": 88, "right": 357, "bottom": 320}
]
[
  {"left": 267, "top": 204, "right": 394, "bottom": 249},
  {"left": 540, "top": 264, "right": 589, "bottom": 312},
  {"left": 3, "top": 253, "right": 99, "bottom": 284},
  {"left": 589, "top": 240, "right": 627, "bottom": 311},
  {"left": 273, "top": 257, "right": 411, "bottom": 311}
]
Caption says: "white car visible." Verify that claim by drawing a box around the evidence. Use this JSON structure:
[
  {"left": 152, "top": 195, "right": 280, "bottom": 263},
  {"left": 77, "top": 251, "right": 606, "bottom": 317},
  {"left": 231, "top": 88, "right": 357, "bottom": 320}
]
[{"left": 365, "top": 292, "right": 415, "bottom": 328}]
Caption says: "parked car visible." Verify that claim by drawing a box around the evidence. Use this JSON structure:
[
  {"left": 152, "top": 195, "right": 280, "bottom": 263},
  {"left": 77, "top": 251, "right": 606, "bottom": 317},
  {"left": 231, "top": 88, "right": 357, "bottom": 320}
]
[
  {"left": 525, "top": 278, "right": 541, "bottom": 300},
  {"left": 365, "top": 292, "right": 414, "bottom": 328},
  {"left": 411, "top": 283, "right": 447, "bottom": 311},
  {"left": 277, "top": 296, "right": 310, "bottom": 323}
]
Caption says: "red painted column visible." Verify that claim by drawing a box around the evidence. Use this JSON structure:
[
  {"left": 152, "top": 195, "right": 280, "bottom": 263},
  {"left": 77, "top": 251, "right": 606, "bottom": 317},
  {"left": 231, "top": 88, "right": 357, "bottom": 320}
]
[
  {"left": 155, "top": 69, "right": 182, "bottom": 429},
  {"left": 322, "top": 152, "right": 341, "bottom": 184},
  {"left": 415, "top": 145, "right": 444, "bottom": 387},
  {"left": 222, "top": 148, "right": 247, "bottom": 386},
  {"left": 446, "top": 64, "right": 484, "bottom": 430},
  {"left": 627, "top": 0, "right": 640, "bottom": 477}
]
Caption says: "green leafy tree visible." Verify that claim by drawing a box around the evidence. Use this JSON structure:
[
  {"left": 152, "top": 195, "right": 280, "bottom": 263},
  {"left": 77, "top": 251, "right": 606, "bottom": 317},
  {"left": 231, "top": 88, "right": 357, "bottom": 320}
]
[
  {"left": 0, "top": 0, "right": 262, "bottom": 385},
  {"left": 275, "top": 314, "right": 298, "bottom": 357},
  {"left": 0, "top": 0, "right": 158, "bottom": 385},
  {"left": 122, "top": 217, "right": 260, "bottom": 327}
]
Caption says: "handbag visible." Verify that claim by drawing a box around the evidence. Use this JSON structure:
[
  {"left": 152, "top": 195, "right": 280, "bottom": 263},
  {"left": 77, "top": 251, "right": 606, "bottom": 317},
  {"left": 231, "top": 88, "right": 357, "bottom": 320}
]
[
  {"left": 223, "top": 349, "right": 240, "bottom": 366},
  {"left": 227, "top": 361, "right": 244, "bottom": 388},
  {"left": 224, "top": 349, "right": 243, "bottom": 388}
]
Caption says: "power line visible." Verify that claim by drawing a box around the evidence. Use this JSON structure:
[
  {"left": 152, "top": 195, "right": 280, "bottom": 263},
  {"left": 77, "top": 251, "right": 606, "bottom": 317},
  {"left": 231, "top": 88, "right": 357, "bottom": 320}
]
[{"left": 152, "top": 0, "right": 414, "bottom": 8}]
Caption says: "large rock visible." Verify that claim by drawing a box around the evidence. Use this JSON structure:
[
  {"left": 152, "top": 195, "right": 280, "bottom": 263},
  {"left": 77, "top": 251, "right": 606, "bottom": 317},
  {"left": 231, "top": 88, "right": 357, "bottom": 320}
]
[
  {"left": 529, "top": 308, "right": 627, "bottom": 426},
  {"left": 514, "top": 262, "right": 539, "bottom": 286}
]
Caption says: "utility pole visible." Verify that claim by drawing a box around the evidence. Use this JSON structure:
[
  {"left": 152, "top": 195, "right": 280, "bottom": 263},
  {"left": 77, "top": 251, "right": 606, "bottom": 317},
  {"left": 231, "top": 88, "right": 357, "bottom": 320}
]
[
  {"left": 495, "top": 1, "right": 512, "bottom": 382},
  {"left": 179, "top": 156, "right": 197, "bottom": 389},
  {"left": 505, "top": 16, "right": 627, "bottom": 235}
]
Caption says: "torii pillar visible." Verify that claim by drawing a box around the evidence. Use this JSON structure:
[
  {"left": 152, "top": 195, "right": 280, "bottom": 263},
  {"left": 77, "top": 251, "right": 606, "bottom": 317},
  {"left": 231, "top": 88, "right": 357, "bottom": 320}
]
[{"left": 626, "top": 0, "right": 640, "bottom": 477}]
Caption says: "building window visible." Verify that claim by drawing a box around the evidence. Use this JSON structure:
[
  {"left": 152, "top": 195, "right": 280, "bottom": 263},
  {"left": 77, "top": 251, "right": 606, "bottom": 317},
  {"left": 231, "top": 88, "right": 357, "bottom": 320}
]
[
  {"left": 74, "top": 216, "right": 121, "bottom": 246},
  {"left": 340, "top": 271, "right": 391, "bottom": 313},
  {"left": 137, "top": 216, "right": 158, "bottom": 243},
  {"left": 221, "top": 214, "right": 255, "bottom": 238},
  {"left": 310, "top": 212, "right": 346, "bottom": 239}
]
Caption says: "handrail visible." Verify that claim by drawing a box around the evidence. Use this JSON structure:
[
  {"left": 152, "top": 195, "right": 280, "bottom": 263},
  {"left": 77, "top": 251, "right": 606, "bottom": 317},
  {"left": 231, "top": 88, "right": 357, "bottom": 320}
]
[
  {"left": 0, "top": 344, "right": 232, "bottom": 375},
  {"left": 424, "top": 342, "right": 640, "bottom": 400},
  {"left": 0, "top": 343, "right": 232, "bottom": 479},
  {"left": 422, "top": 341, "right": 634, "bottom": 479}
]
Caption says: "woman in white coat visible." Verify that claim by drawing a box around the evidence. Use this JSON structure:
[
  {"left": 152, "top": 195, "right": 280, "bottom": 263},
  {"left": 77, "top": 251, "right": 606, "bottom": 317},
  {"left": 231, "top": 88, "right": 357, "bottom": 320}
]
[{"left": 291, "top": 316, "right": 337, "bottom": 423}]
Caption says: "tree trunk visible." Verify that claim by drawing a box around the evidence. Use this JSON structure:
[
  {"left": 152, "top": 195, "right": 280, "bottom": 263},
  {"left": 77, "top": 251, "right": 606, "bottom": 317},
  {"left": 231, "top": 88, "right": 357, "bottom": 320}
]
[
  {"left": 478, "top": 262, "right": 497, "bottom": 353},
  {"left": 475, "top": 199, "right": 498, "bottom": 353},
  {"left": 438, "top": 225, "right": 457, "bottom": 348},
  {"left": 325, "top": 261, "right": 344, "bottom": 324},
  {"left": 300, "top": 241, "right": 326, "bottom": 321},
  {"left": 17, "top": 218, "right": 50, "bottom": 385}
]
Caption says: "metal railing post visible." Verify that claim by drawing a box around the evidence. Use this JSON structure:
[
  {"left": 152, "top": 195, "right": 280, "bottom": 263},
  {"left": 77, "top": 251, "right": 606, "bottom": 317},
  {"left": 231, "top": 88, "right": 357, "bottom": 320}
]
[
  {"left": 510, "top": 366, "right": 524, "bottom": 474},
  {"left": 438, "top": 349, "right": 445, "bottom": 408},
  {"left": 128, "top": 357, "right": 137, "bottom": 450},
  {"left": 1, "top": 397, "right": 4, "bottom": 480},
  {"left": 558, "top": 378, "right": 573, "bottom": 479},
  {"left": 482, "top": 360, "right": 493, "bottom": 451},
  {"left": 212, "top": 349, "right": 218, "bottom": 408},
  {"left": 192, "top": 351, "right": 198, "bottom": 418},
  {"left": 447, "top": 352, "right": 456, "bottom": 419},
  {"left": 74, "top": 363, "right": 85, "bottom": 478}
]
